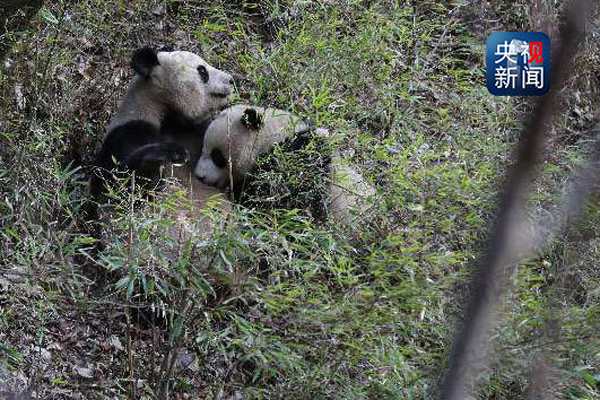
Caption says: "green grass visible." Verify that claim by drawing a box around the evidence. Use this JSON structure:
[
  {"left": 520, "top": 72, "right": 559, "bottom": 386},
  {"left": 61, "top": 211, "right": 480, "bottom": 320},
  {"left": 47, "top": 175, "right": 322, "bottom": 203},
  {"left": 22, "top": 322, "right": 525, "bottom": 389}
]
[{"left": 1, "top": 0, "right": 600, "bottom": 399}]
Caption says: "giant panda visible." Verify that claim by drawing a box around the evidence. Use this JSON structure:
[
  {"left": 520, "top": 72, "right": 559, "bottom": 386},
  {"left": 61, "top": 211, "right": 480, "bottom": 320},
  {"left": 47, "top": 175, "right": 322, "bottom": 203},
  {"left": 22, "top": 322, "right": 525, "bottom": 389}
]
[
  {"left": 153, "top": 162, "right": 229, "bottom": 246},
  {"left": 194, "top": 104, "right": 375, "bottom": 224},
  {"left": 90, "top": 47, "right": 233, "bottom": 204}
]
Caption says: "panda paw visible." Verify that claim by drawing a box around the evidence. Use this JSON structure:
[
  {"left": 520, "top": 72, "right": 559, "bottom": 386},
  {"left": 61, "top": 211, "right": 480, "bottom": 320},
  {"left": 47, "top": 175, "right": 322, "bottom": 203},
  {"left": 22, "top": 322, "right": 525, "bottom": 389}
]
[
  {"left": 125, "top": 142, "right": 190, "bottom": 170},
  {"left": 161, "top": 143, "right": 189, "bottom": 165}
]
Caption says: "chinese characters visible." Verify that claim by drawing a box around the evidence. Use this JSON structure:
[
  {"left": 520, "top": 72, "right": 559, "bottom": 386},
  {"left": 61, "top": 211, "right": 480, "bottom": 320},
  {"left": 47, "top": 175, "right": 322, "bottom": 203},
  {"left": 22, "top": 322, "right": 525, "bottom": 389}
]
[
  {"left": 494, "top": 40, "right": 544, "bottom": 90},
  {"left": 486, "top": 32, "right": 550, "bottom": 96}
]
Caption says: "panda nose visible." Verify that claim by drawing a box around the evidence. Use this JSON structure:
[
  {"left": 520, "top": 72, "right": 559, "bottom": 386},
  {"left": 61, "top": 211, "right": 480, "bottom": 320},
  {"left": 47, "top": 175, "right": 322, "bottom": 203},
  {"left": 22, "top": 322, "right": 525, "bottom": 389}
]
[{"left": 196, "top": 174, "right": 205, "bottom": 183}]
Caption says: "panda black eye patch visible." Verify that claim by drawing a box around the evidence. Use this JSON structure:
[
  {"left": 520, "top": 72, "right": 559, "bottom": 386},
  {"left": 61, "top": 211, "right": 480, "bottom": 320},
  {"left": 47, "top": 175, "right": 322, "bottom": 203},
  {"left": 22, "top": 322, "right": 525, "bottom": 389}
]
[
  {"left": 197, "top": 65, "right": 209, "bottom": 83},
  {"left": 210, "top": 149, "right": 227, "bottom": 168}
]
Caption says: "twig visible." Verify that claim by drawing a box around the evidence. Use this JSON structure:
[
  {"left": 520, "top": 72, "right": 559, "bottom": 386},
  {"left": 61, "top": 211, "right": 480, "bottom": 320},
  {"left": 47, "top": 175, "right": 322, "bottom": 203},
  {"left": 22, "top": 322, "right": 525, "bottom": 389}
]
[
  {"left": 126, "top": 172, "right": 136, "bottom": 400},
  {"left": 441, "top": 1, "right": 593, "bottom": 399},
  {"left": 126, "top": 307, "right": 135, "bottom": 400},
  {"left": 412, "top": 1, "right": 419, "bottom": 69},
  {"left": 35, "top": 3, "right": 66, "bottom": 111},
  {"left": 520, "top": 123, "right": 600, "bottom": 400},
  {"left": 227, "top": 111, "right": 235, "bottom": 201},
  {"left": 423, "top": 7, "right": 460, "bottom": 72},
  {"left": 157, "top": 295, "right": 196, "bottom": 399}
]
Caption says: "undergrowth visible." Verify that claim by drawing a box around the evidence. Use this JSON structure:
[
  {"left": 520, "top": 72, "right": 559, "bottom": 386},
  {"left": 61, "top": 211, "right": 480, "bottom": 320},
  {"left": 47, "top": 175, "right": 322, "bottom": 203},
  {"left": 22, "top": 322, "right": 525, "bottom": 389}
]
[{"left": 0, "top": 0, "right": 599, "bottom": 399}]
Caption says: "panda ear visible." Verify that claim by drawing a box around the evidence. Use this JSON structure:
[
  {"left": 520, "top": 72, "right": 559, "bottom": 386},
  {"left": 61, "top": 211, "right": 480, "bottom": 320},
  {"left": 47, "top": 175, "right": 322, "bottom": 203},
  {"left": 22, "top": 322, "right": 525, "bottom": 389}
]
[
  {"left": 241, "top": 108, "right": 264, "bottom": 131},
  {"left": 132, "top": 47, "right": 160, "bottom": 79}
]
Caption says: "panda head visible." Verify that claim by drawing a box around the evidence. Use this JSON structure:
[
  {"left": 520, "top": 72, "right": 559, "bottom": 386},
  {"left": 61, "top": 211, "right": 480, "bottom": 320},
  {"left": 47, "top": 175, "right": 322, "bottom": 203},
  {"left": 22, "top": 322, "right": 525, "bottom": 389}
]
[
  {"left": 194, "top": 105, "right": 308, "bottom": 189},
  {"left": 131, "top": 47, "right": 234, "bottom": 122}
]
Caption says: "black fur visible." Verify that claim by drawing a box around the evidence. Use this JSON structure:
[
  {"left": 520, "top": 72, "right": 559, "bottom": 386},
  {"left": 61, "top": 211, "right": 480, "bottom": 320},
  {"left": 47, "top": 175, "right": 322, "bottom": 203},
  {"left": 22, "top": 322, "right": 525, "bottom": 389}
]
[
  {"left": 132, "top": 47, "right": 159, "bottom": 79},
  {"left": 197, "top": 65, "right": 209, "bottom": 83},
  {"left": 91, "top": 115, "right": 210, "bottom": 203},
  {"left": 160, "top": 113, "right": 211, "bottom": 165},
  {"left": 90, "top": 120, "right": 188, "bottom": 203},
  {"left": 85, "top": 115, "right": 206, "bottom": 292},
  {"left": 237, "top": 128, "right": 332, "bottom": 220},
  {"left": 282, "top": 128, "right": 314, "bottom": 151},
  {"left": 241, "top": 108, "right": 264, "bottom": 130},
  {"left": 125, "top": 142, "right": 189, "bottom": 170},
  {"left": 210, "top": 148, "right": 228, "bottom": 168}
]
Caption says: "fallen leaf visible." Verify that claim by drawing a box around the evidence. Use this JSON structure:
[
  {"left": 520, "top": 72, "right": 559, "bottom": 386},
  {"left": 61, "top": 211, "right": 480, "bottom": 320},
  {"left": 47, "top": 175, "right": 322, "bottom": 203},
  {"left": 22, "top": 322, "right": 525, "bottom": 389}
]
[
  {"left": 108, "top": 335, "right": 124, "bottom": 351},
  {"left": 74, "top": 366, "right": 94, "bottom": 379}
]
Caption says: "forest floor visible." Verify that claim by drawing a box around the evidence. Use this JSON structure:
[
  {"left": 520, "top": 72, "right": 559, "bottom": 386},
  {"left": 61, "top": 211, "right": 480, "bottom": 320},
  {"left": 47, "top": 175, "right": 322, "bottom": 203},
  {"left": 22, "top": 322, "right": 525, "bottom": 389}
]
[{"left": 0, "top": 1, "right": 599, "bottom": 399}]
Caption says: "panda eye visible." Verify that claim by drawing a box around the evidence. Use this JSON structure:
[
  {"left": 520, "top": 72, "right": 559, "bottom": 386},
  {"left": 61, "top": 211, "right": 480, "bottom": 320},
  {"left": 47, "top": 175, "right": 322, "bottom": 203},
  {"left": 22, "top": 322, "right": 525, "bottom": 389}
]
[
  {"left": 210, "top": 149, "right": 227, "bottom": 168},
  {"left": 197, "top": 65, "right": 209, "bottom": 83}
]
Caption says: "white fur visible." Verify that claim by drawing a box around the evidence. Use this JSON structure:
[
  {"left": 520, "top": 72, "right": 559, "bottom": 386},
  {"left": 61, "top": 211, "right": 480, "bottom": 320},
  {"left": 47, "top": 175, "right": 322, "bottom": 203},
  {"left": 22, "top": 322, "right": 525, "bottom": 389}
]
[
  {"left": 329, "top": 159, "right": 376, "bottom": 222},
  {"left": 195, "top": 105, "right": 307, "bottom": 189},
  {"left": 97, "top": 49, "right": 234, "bottom": 242},
  {"left": 107, "top": 50, "right": 233, "bottom": 133},
  {"left": 194, "top": 104, "right": 376, "bottom": 224},
  {"left": 159, "top": 164, "right": 230, "bottom": 244},
  {"left": 194, "top": 153, "right": 224, "bottom": 187}
]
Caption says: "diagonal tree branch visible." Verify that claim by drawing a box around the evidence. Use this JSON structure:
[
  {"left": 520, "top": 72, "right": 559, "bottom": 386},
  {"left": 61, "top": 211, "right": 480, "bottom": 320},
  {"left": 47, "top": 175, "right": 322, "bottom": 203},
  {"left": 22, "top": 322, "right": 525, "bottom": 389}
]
[
  {"left": 441, "top": 1, "right": 594, "bottom": 399},
  {"left": 522, "top": 117, "right": 600, "bottom": 400}
]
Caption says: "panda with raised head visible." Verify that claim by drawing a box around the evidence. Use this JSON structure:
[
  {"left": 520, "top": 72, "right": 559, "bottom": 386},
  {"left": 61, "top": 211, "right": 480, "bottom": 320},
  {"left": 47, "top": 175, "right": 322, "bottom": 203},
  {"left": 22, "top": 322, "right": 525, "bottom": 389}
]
[
  {"left": 194, "top": 104, "right": 375, "bottom": 223},
  {"left": 90, "top": 47, "right": 234, "bottom": 203}
]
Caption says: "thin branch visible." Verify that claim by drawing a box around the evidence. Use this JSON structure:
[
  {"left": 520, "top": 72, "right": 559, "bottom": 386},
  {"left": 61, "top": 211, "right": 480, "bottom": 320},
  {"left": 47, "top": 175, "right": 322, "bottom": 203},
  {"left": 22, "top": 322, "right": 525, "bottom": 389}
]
[{"left": 441, "top": 1, "right": 594, "bottom": 399}]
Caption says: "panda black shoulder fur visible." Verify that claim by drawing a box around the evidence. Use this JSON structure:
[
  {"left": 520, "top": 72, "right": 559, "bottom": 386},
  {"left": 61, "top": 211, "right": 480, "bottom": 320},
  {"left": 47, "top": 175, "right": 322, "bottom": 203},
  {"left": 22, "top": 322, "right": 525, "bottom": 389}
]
[
  {"left": 90, "top": 47, "right": 233, "bottom": 203},
  {"left": 194, "top": 104, "right": 375, "bottom": 223}
]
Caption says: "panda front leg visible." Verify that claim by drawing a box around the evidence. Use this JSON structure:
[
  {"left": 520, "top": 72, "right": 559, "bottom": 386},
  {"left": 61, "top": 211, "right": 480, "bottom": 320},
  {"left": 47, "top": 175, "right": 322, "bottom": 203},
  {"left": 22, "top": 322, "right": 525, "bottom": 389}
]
[{"left": 124, "top": 142, "right": 189, "bottom": 174}]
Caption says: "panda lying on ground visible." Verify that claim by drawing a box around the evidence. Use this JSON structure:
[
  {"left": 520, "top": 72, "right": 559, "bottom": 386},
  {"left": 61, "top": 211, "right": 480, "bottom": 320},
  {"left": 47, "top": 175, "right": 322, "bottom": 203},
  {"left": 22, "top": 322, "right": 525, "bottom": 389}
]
[
  {"left": 90, "top": 47, "right": 233, "bottom": 205},
  {"left": 194, "top": 104, "right": 376, "bottom": 224}
]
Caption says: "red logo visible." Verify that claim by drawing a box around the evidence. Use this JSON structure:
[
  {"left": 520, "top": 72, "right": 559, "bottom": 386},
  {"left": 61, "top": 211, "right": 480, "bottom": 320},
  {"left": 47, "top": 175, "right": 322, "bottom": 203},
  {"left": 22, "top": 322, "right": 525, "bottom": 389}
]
[{"left": 528, "top": 42, "right": 544, "bottom": 63}]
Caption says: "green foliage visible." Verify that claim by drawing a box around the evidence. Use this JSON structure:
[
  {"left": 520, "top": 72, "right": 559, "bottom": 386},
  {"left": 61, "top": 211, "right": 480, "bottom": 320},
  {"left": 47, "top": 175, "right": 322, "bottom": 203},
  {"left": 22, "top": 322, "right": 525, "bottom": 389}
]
[
  {"left": 0, "top": 0, "right": 599, "bottom": 399},
  {"left": 0, "top": 343, "right": 22, "bottom": 368},
  {"left": 241, "top": 130, "right": 333, "bottom": 219}
]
